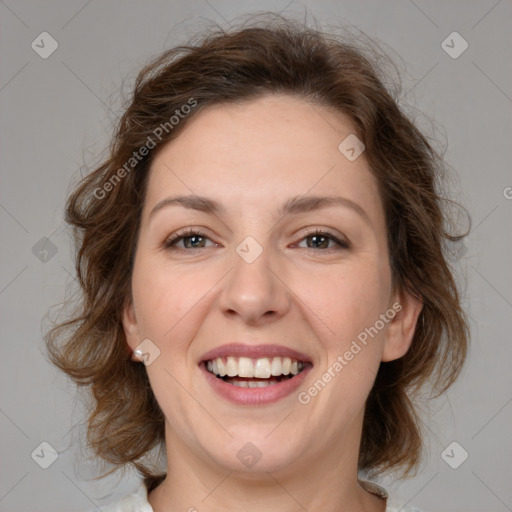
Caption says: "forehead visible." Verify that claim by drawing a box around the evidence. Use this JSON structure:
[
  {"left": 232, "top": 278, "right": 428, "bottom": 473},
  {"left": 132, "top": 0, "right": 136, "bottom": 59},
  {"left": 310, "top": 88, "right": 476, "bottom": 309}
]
[{"left": 144, "top": 94, "right": 385, "bottom": 227}]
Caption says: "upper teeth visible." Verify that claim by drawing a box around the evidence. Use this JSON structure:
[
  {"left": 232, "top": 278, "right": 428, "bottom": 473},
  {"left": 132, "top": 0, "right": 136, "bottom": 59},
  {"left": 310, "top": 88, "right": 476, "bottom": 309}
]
[{"left": 206, "top": 356, "right": 304, "bottom": 378}]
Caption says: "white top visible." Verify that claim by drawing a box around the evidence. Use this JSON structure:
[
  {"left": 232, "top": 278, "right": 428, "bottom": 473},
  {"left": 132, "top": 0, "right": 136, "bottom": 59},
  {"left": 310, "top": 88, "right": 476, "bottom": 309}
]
[{"left": 98, "top": 480, "right": 424, "bottom": 512}]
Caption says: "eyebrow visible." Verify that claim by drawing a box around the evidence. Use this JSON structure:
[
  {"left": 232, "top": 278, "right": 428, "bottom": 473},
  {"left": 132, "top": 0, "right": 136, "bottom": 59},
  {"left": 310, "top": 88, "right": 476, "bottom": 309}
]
[{"left": 149, "top": 194, "right": 371, "bottom": 224}]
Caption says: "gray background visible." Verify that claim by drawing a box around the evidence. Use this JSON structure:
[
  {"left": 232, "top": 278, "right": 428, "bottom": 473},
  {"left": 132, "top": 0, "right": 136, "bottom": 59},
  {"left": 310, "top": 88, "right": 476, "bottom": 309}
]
[{"left": 1, "top": 1, "right": 511, "bottom": 511}]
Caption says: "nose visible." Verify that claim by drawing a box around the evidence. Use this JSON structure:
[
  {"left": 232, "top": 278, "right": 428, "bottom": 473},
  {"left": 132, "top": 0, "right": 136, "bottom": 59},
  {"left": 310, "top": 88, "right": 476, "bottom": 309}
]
[{"left": 218, "top": 240, "right": 291, "bottom": 326}]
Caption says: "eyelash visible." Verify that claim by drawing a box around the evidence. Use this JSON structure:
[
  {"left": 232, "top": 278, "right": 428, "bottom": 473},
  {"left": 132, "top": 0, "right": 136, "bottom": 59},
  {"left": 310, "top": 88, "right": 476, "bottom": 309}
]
[{"left": 163, "top": 228, "right": 350, "bottom": 252}]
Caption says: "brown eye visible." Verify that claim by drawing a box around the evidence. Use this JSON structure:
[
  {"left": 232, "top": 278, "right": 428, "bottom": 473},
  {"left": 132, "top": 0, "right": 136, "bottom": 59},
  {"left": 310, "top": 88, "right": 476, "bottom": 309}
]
[
  {"left": 297, "top": 230, "right": 350, "bottom": 250},
  {"left": 164, "top": 229, "right": 216, "bottom": 250}
]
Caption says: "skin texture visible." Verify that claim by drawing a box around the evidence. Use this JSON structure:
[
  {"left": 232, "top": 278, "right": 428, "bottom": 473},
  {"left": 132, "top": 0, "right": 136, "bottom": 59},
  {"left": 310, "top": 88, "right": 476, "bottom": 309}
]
[{"left": 122, "top": 94, "right": 423, "bottom": 512}]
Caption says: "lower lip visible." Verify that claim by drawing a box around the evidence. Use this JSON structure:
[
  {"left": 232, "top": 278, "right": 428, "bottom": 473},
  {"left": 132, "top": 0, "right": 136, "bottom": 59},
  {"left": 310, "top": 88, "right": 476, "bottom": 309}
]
[{"left": 200, "top": 363, "right": 312, "bottom": 406}]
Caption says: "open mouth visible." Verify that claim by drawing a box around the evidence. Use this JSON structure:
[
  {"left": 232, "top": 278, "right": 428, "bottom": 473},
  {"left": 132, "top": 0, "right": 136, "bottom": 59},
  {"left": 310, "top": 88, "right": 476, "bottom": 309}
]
[{"left": 204, "top": 356, "right": 309, "bottom": 388}]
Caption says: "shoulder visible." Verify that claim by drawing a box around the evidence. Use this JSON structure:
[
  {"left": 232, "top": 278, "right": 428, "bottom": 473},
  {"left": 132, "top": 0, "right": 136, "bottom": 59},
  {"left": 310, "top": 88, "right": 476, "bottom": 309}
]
[
  {"left": 97, "top": 480, "right": 424, "bottom": 512},
  {"left": 359, "top": 479, "right": 424, "bottom": 512},
  {"left": 98, "top": 483, "right": 153, "bottom": 512}
]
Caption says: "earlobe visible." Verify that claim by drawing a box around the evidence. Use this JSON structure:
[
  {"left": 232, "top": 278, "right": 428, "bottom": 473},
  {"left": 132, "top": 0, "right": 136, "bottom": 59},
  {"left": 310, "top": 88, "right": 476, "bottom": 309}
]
[
  {"left": 122, "top": 299, "right": 141, "bottom": 361},
  {"left": 382, "top": 287, "right": 423, "bottom": 362}
]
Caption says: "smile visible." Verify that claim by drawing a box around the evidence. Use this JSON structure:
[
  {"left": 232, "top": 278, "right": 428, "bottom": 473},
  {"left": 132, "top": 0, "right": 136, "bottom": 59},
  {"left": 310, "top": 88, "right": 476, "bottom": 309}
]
[
  {"left": 199, "top": 343, "right": 313, "bottom": 404},
  {"left": 206, "top": 356, "right": 306, "bottom": 388}
]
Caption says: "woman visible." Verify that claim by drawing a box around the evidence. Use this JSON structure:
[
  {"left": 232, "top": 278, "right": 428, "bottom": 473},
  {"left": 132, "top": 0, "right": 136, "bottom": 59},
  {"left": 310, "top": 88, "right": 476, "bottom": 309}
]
[{"left": 45, "top": 14, "right": 470, "bottom": 512}]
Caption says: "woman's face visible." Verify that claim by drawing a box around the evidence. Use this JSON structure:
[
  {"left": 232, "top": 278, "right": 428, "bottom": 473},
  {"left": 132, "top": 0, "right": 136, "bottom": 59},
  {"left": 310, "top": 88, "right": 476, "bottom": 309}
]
[{"left": 123, "top": 94, "right": 420, "bottom": 477}]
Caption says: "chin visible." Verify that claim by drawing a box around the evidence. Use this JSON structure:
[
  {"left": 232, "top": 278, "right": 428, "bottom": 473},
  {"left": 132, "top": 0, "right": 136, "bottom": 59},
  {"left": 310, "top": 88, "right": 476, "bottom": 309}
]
[{"left": 201, "top": 432, "right": 306, "bottom": 476}]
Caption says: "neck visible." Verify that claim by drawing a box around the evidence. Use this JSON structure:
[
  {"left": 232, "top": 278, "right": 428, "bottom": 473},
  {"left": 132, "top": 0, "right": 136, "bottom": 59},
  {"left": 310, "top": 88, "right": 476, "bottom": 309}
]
[{"left": 148, "top": 417, "right": 386, "bottom": 512}]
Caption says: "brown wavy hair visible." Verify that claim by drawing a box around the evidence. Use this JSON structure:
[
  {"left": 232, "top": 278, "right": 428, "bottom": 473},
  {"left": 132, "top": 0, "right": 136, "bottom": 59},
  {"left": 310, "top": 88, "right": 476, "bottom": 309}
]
[{"left": 45, "top": 13, "right": 470, "bottom": 490}]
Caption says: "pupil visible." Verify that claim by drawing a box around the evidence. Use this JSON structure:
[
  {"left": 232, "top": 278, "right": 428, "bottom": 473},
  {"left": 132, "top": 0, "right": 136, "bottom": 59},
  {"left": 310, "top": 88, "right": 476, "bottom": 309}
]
[
  {"left": 310, "top": 235, "right": 327, "bottom": 249},
  {"left": 186, "top": 235, "right": 203, "bottom": 248}
]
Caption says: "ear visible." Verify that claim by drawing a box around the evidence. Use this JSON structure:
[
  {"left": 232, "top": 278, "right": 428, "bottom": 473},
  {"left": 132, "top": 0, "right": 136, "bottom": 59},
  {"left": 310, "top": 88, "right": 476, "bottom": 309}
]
[
  {"left": 122, "top": 298, "right": 142, "bottom": 362},
  {"left": 382, "top": 286, "right": 423, "bottom": 362}
]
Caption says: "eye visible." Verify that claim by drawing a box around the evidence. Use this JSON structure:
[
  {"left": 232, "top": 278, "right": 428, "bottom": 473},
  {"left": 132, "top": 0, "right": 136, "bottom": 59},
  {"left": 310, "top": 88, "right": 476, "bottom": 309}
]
[
  {"left": 163, "top": 228, "right": 350, "bottom": 251},
  {"left": 164, "top": 229, "right": 218, "bottom": 250},
  {"left": 296, "top": 230, "right": 350, "bottom": 251}
]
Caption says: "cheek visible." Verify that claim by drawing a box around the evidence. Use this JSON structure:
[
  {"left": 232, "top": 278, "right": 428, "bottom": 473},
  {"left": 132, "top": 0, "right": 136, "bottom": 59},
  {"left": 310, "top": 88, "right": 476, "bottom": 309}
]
[
  {"left": 313, "top": 261, "right": 391, "bottom": 344},
  {"left": 131, "top": 259, "right": 199, "bottom": 336},
  {"left": 130, "top": 258, "right": 220, "bottom": 377},
  {"left": 307, "top": 265, "right": 391, "bottom": 415}
]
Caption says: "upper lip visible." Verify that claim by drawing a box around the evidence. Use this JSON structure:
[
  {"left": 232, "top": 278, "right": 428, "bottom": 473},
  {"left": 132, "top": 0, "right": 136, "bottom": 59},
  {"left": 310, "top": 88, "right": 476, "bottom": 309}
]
[{"left": 200, "top": 343, "right": 312, "bottom": 363}]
